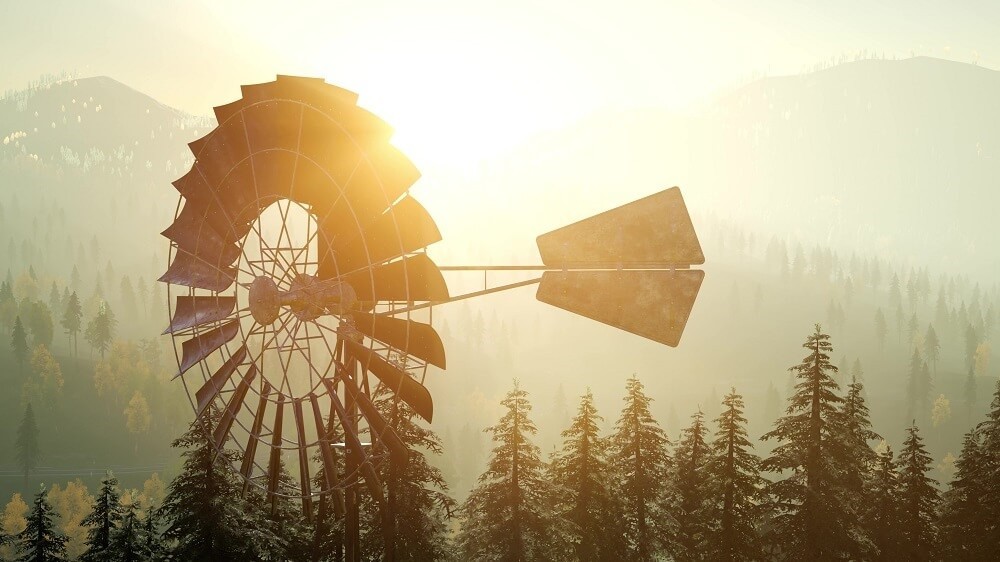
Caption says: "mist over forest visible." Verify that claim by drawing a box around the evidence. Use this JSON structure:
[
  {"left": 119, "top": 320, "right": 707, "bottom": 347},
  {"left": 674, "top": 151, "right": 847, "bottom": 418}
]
[{"left": 1, "top": 55, "right": 998, "bottom": 560}]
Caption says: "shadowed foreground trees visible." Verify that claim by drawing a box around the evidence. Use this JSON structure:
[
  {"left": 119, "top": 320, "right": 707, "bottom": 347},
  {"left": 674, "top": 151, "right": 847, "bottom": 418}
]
[{"left": 17, "top": 487, "right": 67, "bottom": 562}]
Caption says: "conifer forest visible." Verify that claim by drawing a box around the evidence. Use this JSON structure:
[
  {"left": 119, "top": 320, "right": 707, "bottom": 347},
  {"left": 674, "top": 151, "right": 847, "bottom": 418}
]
[{"left": 2, "top": 2, "right": 1000, "bottom": 561}]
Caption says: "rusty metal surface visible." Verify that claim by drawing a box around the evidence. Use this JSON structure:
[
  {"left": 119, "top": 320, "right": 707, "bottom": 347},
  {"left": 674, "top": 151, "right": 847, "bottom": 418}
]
[
  {"left": 165, "top": 296, "right": 237, "bottom": 335},
  {"left": 159, "top": 251, "right": 236, "bottom": 293},
  {"left": 344, "top": 339, "right": 433, "bottom": 423},
  {"left": 342, "top": 253, "right": 449, "bottom": 303},
  {"left": 213, "top": 364, "right": 257, "bottom": 451},
  {"left": 325, "top": 384, "right": 386, "bottom": 505},
  {"left": 536, "top": 269, "right": 704, "bottom": 347},
  {"left": 309, "top": 393, "right": 346, "bottom": 517},
  {"left": 195, "top": 344, "right": 247, "bottom": 416},
  {"left": 537, "top": 187, "right": 704, "bottom": 266},
  {"left": 175, "top": 320, "right": 240, "bottom": 377},
  {"left": 240, "top": 381, "right": 272, "bottom": 492},
  {"left": 338, "top": 368, "right": 409, "bottom": 465},
  {"left": 267, "top": 394, "right": 286, "bottom": 513},
  {"left": 351, "top": 312, "right": 445, "bottom": 369},
  {"left": 293, "top": 399, "right": 314, "bottom": 519}
]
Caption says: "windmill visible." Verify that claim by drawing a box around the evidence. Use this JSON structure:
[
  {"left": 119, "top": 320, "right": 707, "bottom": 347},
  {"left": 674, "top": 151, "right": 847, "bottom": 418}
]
[{"left": 159, "top": 75, "right": 704, "bottom": 559}]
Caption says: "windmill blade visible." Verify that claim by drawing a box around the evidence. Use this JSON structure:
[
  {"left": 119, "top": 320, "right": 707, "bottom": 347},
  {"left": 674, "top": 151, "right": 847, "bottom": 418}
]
[
  {"left": 536, "top": 270, "right": 704, "bottom": 347},
  {"left": 240, "top": 382, "right": 272, "bottom": 492},
  {"left": 164, "top": 296, "right": 237, "bottom": 335},
  {"left": 160, "top": 250, "right": 237, "bottom": 293},
  {"left": 309, "top": 394, "right": 345, "bottom": 518},
  {"left": 174, "top": 320, "right": 240, "bottom": 378},
  {"left": 324, "top": 384, "right": 386, "bottom": 505},
  {"left": 212, "top": 363, "right": 257, "bottom": 450},
  {"left": 293, "top": 399, "right": 314, "bottom": 520},
  {"left": 161, "top": 203, "right": 240, "bottom": 265},
  {"left": 352, "top": 312, "right": 445, "bottom": 369},
  {"left": 325, "top": 195, "right": 442, "bottom": 277},
  {"left": 195, "top": 345, "right": 247, "bottom": 416},
  {"left": 344, "top": 339, "right": 433, "bottom": 422},
  {"left": 341, "top": 253, "right": 449, "bottom": 303},
  {"left": 537, "top": 187, "right": 704, "bottom": 267},
  {"left": 186, "top": 113, "right": 252, "bottom": 190},
  {"left": 268, "top": 394, "right": 286, "bottom": 514},
  {"left": 336, "top": 367, "right": 409, "bottom": 466}
]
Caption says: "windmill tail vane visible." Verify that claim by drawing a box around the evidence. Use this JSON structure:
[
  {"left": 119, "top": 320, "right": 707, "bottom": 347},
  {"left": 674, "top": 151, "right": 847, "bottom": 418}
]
[{"left": 157, "top": 74, "right": 704, "bottom": 558}]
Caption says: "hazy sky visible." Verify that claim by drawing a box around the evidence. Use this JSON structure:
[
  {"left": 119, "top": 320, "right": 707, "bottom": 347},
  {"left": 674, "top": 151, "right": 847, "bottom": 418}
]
[{"left": 3, "top": 0, "right": 999, "bottom": 168}]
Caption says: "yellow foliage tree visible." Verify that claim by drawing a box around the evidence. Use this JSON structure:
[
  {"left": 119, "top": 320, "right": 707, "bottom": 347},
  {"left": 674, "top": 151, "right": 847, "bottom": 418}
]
[
  {"left": 975, "top": 342, "right": 992, "bottom": 376},
  {"left": 1, "top": 493, "right": 29, "bottom": 559},
  {"left": 932, "top": 394, "right": 951, "bottom": 428},
  {"left": 125, "top": 391, "right": 151, "bottom": 453},
  {"left": 48, "top": 479, "right": 94, "bottom": 559},
  {"left": 139, "top": 473, "right": 166, "bottom": 514}
]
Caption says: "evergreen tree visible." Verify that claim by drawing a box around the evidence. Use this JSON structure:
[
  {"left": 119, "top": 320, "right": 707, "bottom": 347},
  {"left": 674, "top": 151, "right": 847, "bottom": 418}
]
[
  {"left": 550, "top": 389, "right": 625, "bottom": 561},
  {"left": 706, "top": 388, "right": 764, "bottom": 562},
  {"left": 455, "top": 381, "right": 572, "bottom": 561},
  {"left": 834, "top": 376, "right": 880, "bottom": 558},
  {"left": 938, "top": 429, "right": 987, "bottom": 561},
  {"left": 360, "top": 385, "right": 455, "bottom": 561},
  {"left": 83, "top": 302, "right": 115, "bottom": 359},
  {"left": 80, "top": 472, "right": 121, "bottom": 562},
  {"left": 925, "top": 324, "right": 940, "bottom": 374},
  {"left": 241, "top": 458, "right": 304, "bottom": 562},
  {"left": 60, "top": 292, "right": 82, "bottom": 356},
  {"left": 896, "top": 423, "right": 939, "bottom": 561},
  {"left": 15, "top": 403, "right": 40, "bottom": 478},
  {"left": 761, "top": 325, "right": 861, "bottom": 560},
  {"left": 109, "top": 497, "right": 144, "bottom": 562},
  {"left": 12, "top": 315, "right": 28, "bottom": 371},
  {"left": 674, "top": 409, "right": 710, "bottom": 560},
  {"left": 962, "top": 365, "right": 977, "bottom": 425},
  {"left": 17, "top": 487, "right": 67, "bottom": 562},
  {"left": 158, "top": 409, "right": 257, "bottom": 561},
  {"left": 608, "top": 375, "right": 673, "bottom": 561},
  {"left": 906, "top": 348, "right": 932, "bottom": 425},
  {"left": 866, "top": 445, "right": 902, "bottom": 561}
]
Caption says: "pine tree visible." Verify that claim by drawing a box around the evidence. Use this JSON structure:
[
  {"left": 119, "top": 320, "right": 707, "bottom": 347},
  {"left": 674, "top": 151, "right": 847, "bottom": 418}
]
[
  {"left": 455, "top": 381, "right": 572, "bottom": 561},
  {"left": 938, "top": 429, "right": 987, "bottom": 560},
  {"left": 109, "top": 497, "right": 144, "bottom": 562},
  {"left": 17, "top": 486, "right": 67, "bottom": 562},
  {"left": 158, "top": 409, "right": 257, "bottom": 561},
  {"left": 60, "top": 292, "right": 82, "bottom": 356},
  {"left": 962, "top": 365, "right": 977, "bottom": 425},
  {"left": 15, "top": 403, "right": 40, "bottom": 479},
  {"left": 360, "top": 385, "right": 455, "bottom": 561},
  {"left": 674, "top": 409, "right": 710, "bottom": 560},
  {"left": 242, "top": 458, "right": 304, "bottom": 561},
  {"left": 706, "top": 388, "right": 764, "bottom": 562},
  {"left": 925, "top": 324, "right": 940, "bottom": 374},
  {"left": 906, "top": 348, "right": 932, "bottom": 425},
  {"left": 550, "top": 389, "right": 625, "bottom": 561},
  {"left": 83, "top": 301, "right": 115, "bottom": 359},
  {"left": 80, "top": 472, "right": 121, "bottom": 561},
  {"left": 12, "top": 315, "right": 28, "bottom": 371},
  {"left": 866, "top": 445, "right": 902, "bottom": 560},
  {"left": 834, "top": 376, "right": 880, "bottom": 559},
  {"left": 896, "top": 423, "right": 939, "bottom": 561},
  {"left": 761, "top": 324, "right": 861, "bottom": 560},
  {"left": 608, "top": 375, "right": 673, "bottom": 561}
]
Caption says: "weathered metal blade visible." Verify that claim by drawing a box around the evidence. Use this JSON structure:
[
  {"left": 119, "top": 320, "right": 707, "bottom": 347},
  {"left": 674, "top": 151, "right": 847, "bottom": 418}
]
[
  {"left": 340, "top": 253, "right": 448, "bottom": 303},
  {"left": 188, "top": 113, "right": 252, "bottom": 190},
  {"left": 536, "top": 269, "right": 704, "bottom": 347},
  {"left": 293, "top": 399, "right": 314, "bottom": 520},
  {"left": 324, "top": 383, "right": 386, "bottom": 505},
  {"left": 196, "top": 345, "right": 247, "bottom": 417},
  {"left": 343, "top": 339, "right": 433, "bottom": 423},
  {"left": 212, "top": 363, "right": 257, "bottom": 449},
  {"left": 240, "top": 381, "right": 271, "bottom": 492},
  {"left": 309, "top": 393, "right": 345, "bottom": 517},
  {"left": 174, "top": 320, "right": 240, "bottom": 378},
  {"left": 537, "top": 187, "right": 704, "bottom": 267},
  {"left": 240, "top": 76, "right": 360, "bottom": 111},
  {"left": 323, "top": 195, "right": 442, "bottom": 277},
  {"left": 213, "top": 99, "right": 244, "bottom": 127},
  {"left": 268, "top": 394, "right": 286, "bottom": 514},
  {"left": 351, "top": 312, "right": 445, "bottom": 369},
  {"left": 161, "top": 202, "right": 239, "bottom": 263},
  {"left": 164, "top": 296, "right": 237, "bottom": 335},
  {"left": 159, "top": 251, "right": 237, "bottom": 293},
  {"left": 337, "top": 367, "right": 409, "bottom": 465}
]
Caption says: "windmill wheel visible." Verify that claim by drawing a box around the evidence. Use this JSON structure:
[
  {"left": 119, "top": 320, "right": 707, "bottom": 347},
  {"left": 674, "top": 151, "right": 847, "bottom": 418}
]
[{"left": 159, "top": 75, "right": 448, "bottom": 514}]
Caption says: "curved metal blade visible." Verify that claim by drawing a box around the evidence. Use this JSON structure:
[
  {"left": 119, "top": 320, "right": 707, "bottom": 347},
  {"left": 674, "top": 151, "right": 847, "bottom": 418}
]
[
  {"left": 324, "top": 382, "right": 385, "bottom": 505},
  {"left": 341, "top": 253, "right": 449, "bottom": 303},
  {"left": 309, "top": 393, "right": 345, "bottom": 518},
  {"left": 196, "top": 345, "right": 247, "bottom": 417},
  {"left": 174, "top": 320, "right": 240, "bottom": 378},
  {"left": 351, "top": 312, "right": 445, "bottom": 369},
  {"left": 240, "top": 381, "right": 271, "bottom": 493},
  {"left": 343, "top": 339, "right": 433, "bottom": 423},
  {"left": 268, "top": 394, "right": 286, "bottom": 514},
  {"left": 212, "top": 363, "right": 257, "bottom": 450},
  {"left": 336, "top": 366, "right": 409, "bottom": 466},
  {"left": 164, "top": 296, "right": 237, "bottom": 335},
  {"left": 160, "top": 251, "right": 237, "bottom": 293},
  {"left": 293, "top": 399, "right": 314, "bottom": 520}
]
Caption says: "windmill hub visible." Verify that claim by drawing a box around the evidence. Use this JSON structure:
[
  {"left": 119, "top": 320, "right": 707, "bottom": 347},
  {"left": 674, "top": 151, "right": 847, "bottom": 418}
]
[{"left": 248, "top": 274, "right": 357, "bottom": 325}]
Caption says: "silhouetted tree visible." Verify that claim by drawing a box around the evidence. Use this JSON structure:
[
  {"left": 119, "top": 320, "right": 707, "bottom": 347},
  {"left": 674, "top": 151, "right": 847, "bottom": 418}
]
[
  {"left": 706, "top": 388, "right": 764, "bottom": 561},
  {"left": 964, "top": 324, "right": 978, "bottom": 371},
  {"left": 925, "top": 324, "right": 940, "bottom": 374},
  {"left": 938, "top": 429, "right": 987, "bottom": 560},
  {"left": 674, "top": 410, "right": 710, "bottom": 560},
  {"left": 84, "top": 301, "right": 115, "bottom": 358},
  {"left": 896, "top": 423, "right": 939, "bottom": 561},
  {"left": 456, "top": 381, "right": 572, "bottom": 561},
  {"left": 12, "top": 315, "right": 28, "bottom": 371},
  {"left": 15, "top": 404, "right": 39, "bottom": 479},
  {"left": 761, "top": 325, "right": 863, "bottom": 560},
  {"left": 109, "top": 498, "right": 144, "bottom": 562},
  {"left": 60, "top": 292, "right": 82, "bottom": 356},
  {"left": 80, "top": 472, "right": 121, "bottom": 561},
  {"left": 608, "top": 375, "right": 673, "bottom": 561},
  {"left": 907, "top": 348, "right": 932, "bottom": 425},
  {"left": 866, "top": 445, "right": 901, "bottom": 561},
  {"left": 835, "top": 376, "right": 880, "bottom": 559},
  {"left": 550, "top": 389, "right": 625, "bottom": 561},
  {"left": 17, "top": 487, "right": 67, "bottom": 562}
]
